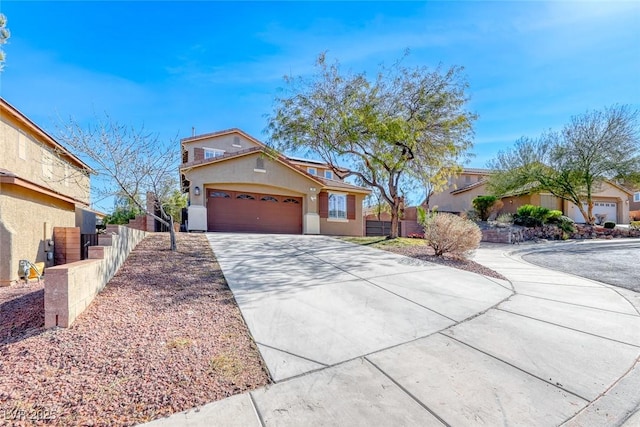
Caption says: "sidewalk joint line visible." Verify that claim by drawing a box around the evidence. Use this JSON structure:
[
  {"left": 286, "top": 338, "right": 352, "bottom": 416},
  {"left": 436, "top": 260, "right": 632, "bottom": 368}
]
[
  {"left": 285, "top": 241, "right": 458, "bottom": 322},
  {"left": 517, "top": 293, "right": 640, "bottom": 317},
  {"left": 255, "top": 342, "right": 329, "bottom": 367},
  {"left": 496, "top": 308, "right": 640, "bottom": 349},
  {"left": 248, "top": 392, "right": 266, "bottom": 427},
  {"left": 439, "top": 333, "right": 591, "bottom": 403},
  {"left": 364, "top": 357, "right": 452, "bottom": 427}
]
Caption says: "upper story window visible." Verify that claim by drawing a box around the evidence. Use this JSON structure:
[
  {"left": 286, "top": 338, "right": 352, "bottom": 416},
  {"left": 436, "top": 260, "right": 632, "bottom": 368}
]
[
  {"left": 307, "top": 167, "right": 317, "bottom": 175},
  {"left": 328, "top": 193, "right": 347, "bottom": 220},
  {"left": 324, "top": 170, "right": 333, "bottom": 180},
  {"left": 204, "top": 148, "right": 225, "bottom": 159},
  {"left": 634, "top": 192, "right": 640, "bottom": 203},
  {"left": 232, "top": 136, "right": 242, "bottom": 148}
]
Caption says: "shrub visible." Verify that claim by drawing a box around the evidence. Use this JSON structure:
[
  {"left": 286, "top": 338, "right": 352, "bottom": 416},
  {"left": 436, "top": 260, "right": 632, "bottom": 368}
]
[
  {"left": 462, "top": 209, "right": 480, "bottom": 222},
  {"left": 603, "top": 221, "right": 616, "bottom": 229},
  {"left": 472, "top": 195, "right": 498, "bottom": 221},
  {"left": 631, "top": 221, "right": 640, "bottom": 230},
  {"left": 496, "top": 213, "right": 513, "bottom": 224},
  {"left": 423, "top": 213, "right": 482, "bottom": 258},
  {"left": 407, "top": 233, "right": 425, "bottom": 239}
]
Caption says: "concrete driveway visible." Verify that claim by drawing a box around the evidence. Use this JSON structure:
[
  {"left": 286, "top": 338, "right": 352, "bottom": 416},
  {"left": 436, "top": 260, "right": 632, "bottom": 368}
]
[
  {"left": 143, "top": 235, "right": 640, "bottom": 427},
  {"left": 521, "top": 240, "right": 640, "bottom": 292}
]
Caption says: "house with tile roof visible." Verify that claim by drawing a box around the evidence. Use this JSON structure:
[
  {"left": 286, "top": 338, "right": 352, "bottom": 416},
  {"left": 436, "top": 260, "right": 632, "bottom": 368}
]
[
  {"left": 180, "top": 128, "right": 370, "bottom": 235},
  {"left": 428, "top": 168, "right": 633, "bottom": 224},
  {"left": 0, "top": 98, "right": 93, "bottom": 285}
]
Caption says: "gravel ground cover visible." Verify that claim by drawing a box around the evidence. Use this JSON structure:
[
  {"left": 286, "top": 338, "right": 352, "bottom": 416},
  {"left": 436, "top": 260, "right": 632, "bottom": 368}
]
[
  {"left": 0, "top": 233, "right": 270, "bottom": 426},
  {"left": 342, "top": 237, "right": 506, "bottom": 280}
]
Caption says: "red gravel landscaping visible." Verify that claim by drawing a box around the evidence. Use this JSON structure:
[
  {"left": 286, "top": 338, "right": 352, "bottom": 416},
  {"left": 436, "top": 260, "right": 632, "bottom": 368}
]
[{"left": 0, "top": 233, "right": 270, "bottom": 426}]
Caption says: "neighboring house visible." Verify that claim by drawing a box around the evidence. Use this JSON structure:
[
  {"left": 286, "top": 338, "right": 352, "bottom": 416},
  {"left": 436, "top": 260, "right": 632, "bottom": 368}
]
[
  {"left": 428, "top": 168, "right": 632, "bottom": 224},
  {"left": 180, "top": 128, "right": 370, "bottom": 235},
  {"left": 629, "top": 189, "right": 640, "bottom": 221},
  {"left": 0, "top": 98, "right": 92, "bottom": 285}
]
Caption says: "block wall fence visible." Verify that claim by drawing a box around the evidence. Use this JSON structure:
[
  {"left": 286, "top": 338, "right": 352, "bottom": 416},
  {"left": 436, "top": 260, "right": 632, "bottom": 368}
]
[{"left": 44, "top": 225, "right": 146, "bottom": 328}]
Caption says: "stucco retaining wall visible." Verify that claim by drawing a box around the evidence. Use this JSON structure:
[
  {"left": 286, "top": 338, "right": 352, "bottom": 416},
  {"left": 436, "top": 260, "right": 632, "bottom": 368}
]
[{"left": 44, "top": 225, "right": 146, "bottom": 328}]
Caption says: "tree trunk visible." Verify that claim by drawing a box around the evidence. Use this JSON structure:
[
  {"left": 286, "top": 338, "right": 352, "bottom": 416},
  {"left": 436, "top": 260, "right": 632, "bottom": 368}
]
[
  {"left": 389, "top": 199, "right": 400, "bottom": 239},
  {"left": 576, "top": 199, "right": 595, "bottom": 225},
  {"left": 168, "top": 215, "right": 177, "bottom": 251}
]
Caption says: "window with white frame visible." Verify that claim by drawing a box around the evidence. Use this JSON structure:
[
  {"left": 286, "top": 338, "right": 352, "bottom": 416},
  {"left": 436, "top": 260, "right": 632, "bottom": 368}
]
[
  {"left": 307, "top": 167, "right": 317, "bottom": 175},
  {"left": 634, "top": 192, "right": 640, "bottom": 203},
  {"left": 328, "top": 193, "right": 347, "bottom": 219},
  {"left": 204, "top": 148, "right": 225, "bottom": 159},
  {"left": 324, "top": 170, "right": 333, "bottom": 179}
]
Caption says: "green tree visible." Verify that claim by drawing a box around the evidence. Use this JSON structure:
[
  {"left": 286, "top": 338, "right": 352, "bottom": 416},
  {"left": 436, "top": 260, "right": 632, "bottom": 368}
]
[
  {"left": 268, "top": 52, "right": 476, "bottom": 238},
  {"left": 472, "top": 195, "right": 498, "bottom": 221},
  {"left": 103, "top": 195, "right": 143, "bottom": 225},
  {"left": 488, "top": 105, "right": 640, "bottom": 225},
  {"left": 0, "top": 14, "right": 10, "bottom": 71}
]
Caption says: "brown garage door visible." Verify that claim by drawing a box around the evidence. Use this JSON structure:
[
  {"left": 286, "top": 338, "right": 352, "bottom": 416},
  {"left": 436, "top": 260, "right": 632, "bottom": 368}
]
[{"left": 207, "top": 189, "right": 303, "bottom": 234}]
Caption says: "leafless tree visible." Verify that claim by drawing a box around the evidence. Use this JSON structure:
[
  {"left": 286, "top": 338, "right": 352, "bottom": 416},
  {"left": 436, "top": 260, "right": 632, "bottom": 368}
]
[{"left": 56, "top": 115, "right": 180, "bottom": 250}]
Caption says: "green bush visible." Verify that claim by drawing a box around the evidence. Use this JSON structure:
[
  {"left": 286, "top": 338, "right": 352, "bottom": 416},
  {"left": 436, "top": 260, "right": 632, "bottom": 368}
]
[
  {"left": 631, "top": 221, "right": 640, "bottom": 230},
  {"left": 423, "top": 213, "right": 482, "bottom": 258},
  {"left": 603, "top": 221, "right": 616, "bottom": 229},
  {"left": 472, "top": 196, "right": 498, "bottom": 221}
]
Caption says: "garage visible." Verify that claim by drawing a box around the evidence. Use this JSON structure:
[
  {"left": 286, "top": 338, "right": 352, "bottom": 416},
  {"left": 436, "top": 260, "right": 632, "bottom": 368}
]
[
  {"left": 206, "top": 189, "right": 303, "bottom": 234},
  {"left": 572, "top": 201, "right": 617, "bottom": 224}
]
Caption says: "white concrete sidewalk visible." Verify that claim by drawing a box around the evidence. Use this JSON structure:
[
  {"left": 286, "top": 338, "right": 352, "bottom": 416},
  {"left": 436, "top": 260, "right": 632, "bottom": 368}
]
[{"left": 141, "top": 237, "right": 640, "bottom": 427}]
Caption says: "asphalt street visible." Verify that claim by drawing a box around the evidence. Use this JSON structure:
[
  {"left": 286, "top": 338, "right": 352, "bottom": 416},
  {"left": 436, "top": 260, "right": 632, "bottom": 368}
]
[{"left": 522, "top": 240, "right": 640, "bottom": 292}]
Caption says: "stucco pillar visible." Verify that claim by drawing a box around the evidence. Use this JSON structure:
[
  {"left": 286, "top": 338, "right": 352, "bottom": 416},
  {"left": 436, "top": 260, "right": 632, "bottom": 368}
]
[{"left": 0, "top": 218, "right": 17, "bottom": 285}]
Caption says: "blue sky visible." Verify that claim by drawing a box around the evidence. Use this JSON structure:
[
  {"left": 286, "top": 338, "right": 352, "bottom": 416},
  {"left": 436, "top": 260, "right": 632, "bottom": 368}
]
[{"left": 1, "top": 1, "right": 639, "bottom": 208}]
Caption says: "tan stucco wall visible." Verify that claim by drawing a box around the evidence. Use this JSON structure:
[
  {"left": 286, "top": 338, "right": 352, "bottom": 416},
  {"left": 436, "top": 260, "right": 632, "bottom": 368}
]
[
  {"left": 0, "top": 185, "right": 76, "bottom": 285},
  {"left": 183, "top": 152, "right": 320, "bottom": 214},
  {"left": 449, "top": 171, "right": 487, "bottom": 190},
  {"left": 429, "top": 183, "right": 489, "bottom": 213},
  {"left": 559, "top": 182, "right": 630, "bottom": 224},
  {"left": 0, "top": 114, "right": 91, "bottom": 204},
  {"left": 319, "top": 193, "right": 366, "bottom": 236},
  {"left": 183, "top": 133, "right": 261, "bottom": 162}
]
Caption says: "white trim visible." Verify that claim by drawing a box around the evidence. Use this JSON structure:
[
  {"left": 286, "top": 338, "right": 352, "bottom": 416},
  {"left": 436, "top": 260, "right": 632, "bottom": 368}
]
[
  {"left": 253, "top": 168, "right": 266, "bottom": 173},
  {"left": 328, "top": 191, "right": 348, "bottom": 220},
  {"left": 307, "top": 167, "right": 317, "bottom": 175},
  {"left": 204, "top": 148, "right": 225, "bottom": 159}
]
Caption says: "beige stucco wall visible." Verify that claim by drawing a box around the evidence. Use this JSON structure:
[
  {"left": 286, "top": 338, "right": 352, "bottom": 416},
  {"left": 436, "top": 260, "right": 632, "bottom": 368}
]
[
  {"left": 183, "top": 133, "right": 261, "bottom": 162},
  {"left": 183, "top": 152, "right": 319, "bottom": 214},
  {"left": 0, "top": 114, "right": 91, "bottom": 204},
  {"left": 0, "top": 185, "right": 76, "bottom": 285},
  {"left": 319, "top": 193, "right": 366, "bottom": 236},
  {"left": 564, "top": 182, "right": 631, "bottom": 224},
  {"left": 429, "top": 183, "right": 489, "bottom": 213}
]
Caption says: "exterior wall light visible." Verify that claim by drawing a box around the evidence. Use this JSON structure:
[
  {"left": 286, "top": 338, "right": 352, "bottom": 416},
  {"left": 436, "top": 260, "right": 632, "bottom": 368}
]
[{"left": 194, "top": 186, "right": 201, "bottom": 196}]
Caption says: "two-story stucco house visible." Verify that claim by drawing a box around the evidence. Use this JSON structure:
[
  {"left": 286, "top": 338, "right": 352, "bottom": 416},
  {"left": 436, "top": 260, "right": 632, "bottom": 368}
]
[
  {"left": 180, "top": 128, "right": 370, "bottom": 235},
  {"left": 428, "top": 168, "right": 632, "bottom": 224},
  {"left": 0, "top": 98, "right": 92, "bottom": 285}
]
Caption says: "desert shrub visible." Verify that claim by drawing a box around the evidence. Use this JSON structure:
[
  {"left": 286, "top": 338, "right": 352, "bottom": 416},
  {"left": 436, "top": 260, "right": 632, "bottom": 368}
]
[
  {"left": 547, "top": 210, "right": 563, "bottom": 222},
  {"left": 496, "top": 213, "right": 513, "bottom": 224},
  {"left": 472, "top": 195, "right": 498, "bottom": 221},
  {"left": 462, "top": 209, "right": 480, "bottom": 222},
  {"left": 631, "top": 221, "right": 640, "bottom": 230},
  {"left": 423, "top": 213, "right": 482, "bottom": 258},
  {"left": 555, "top": 215, "right": 576, "bottom": 233},
  {"left": 603, "top": 221, "right": 616, "bottom": 229}
]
